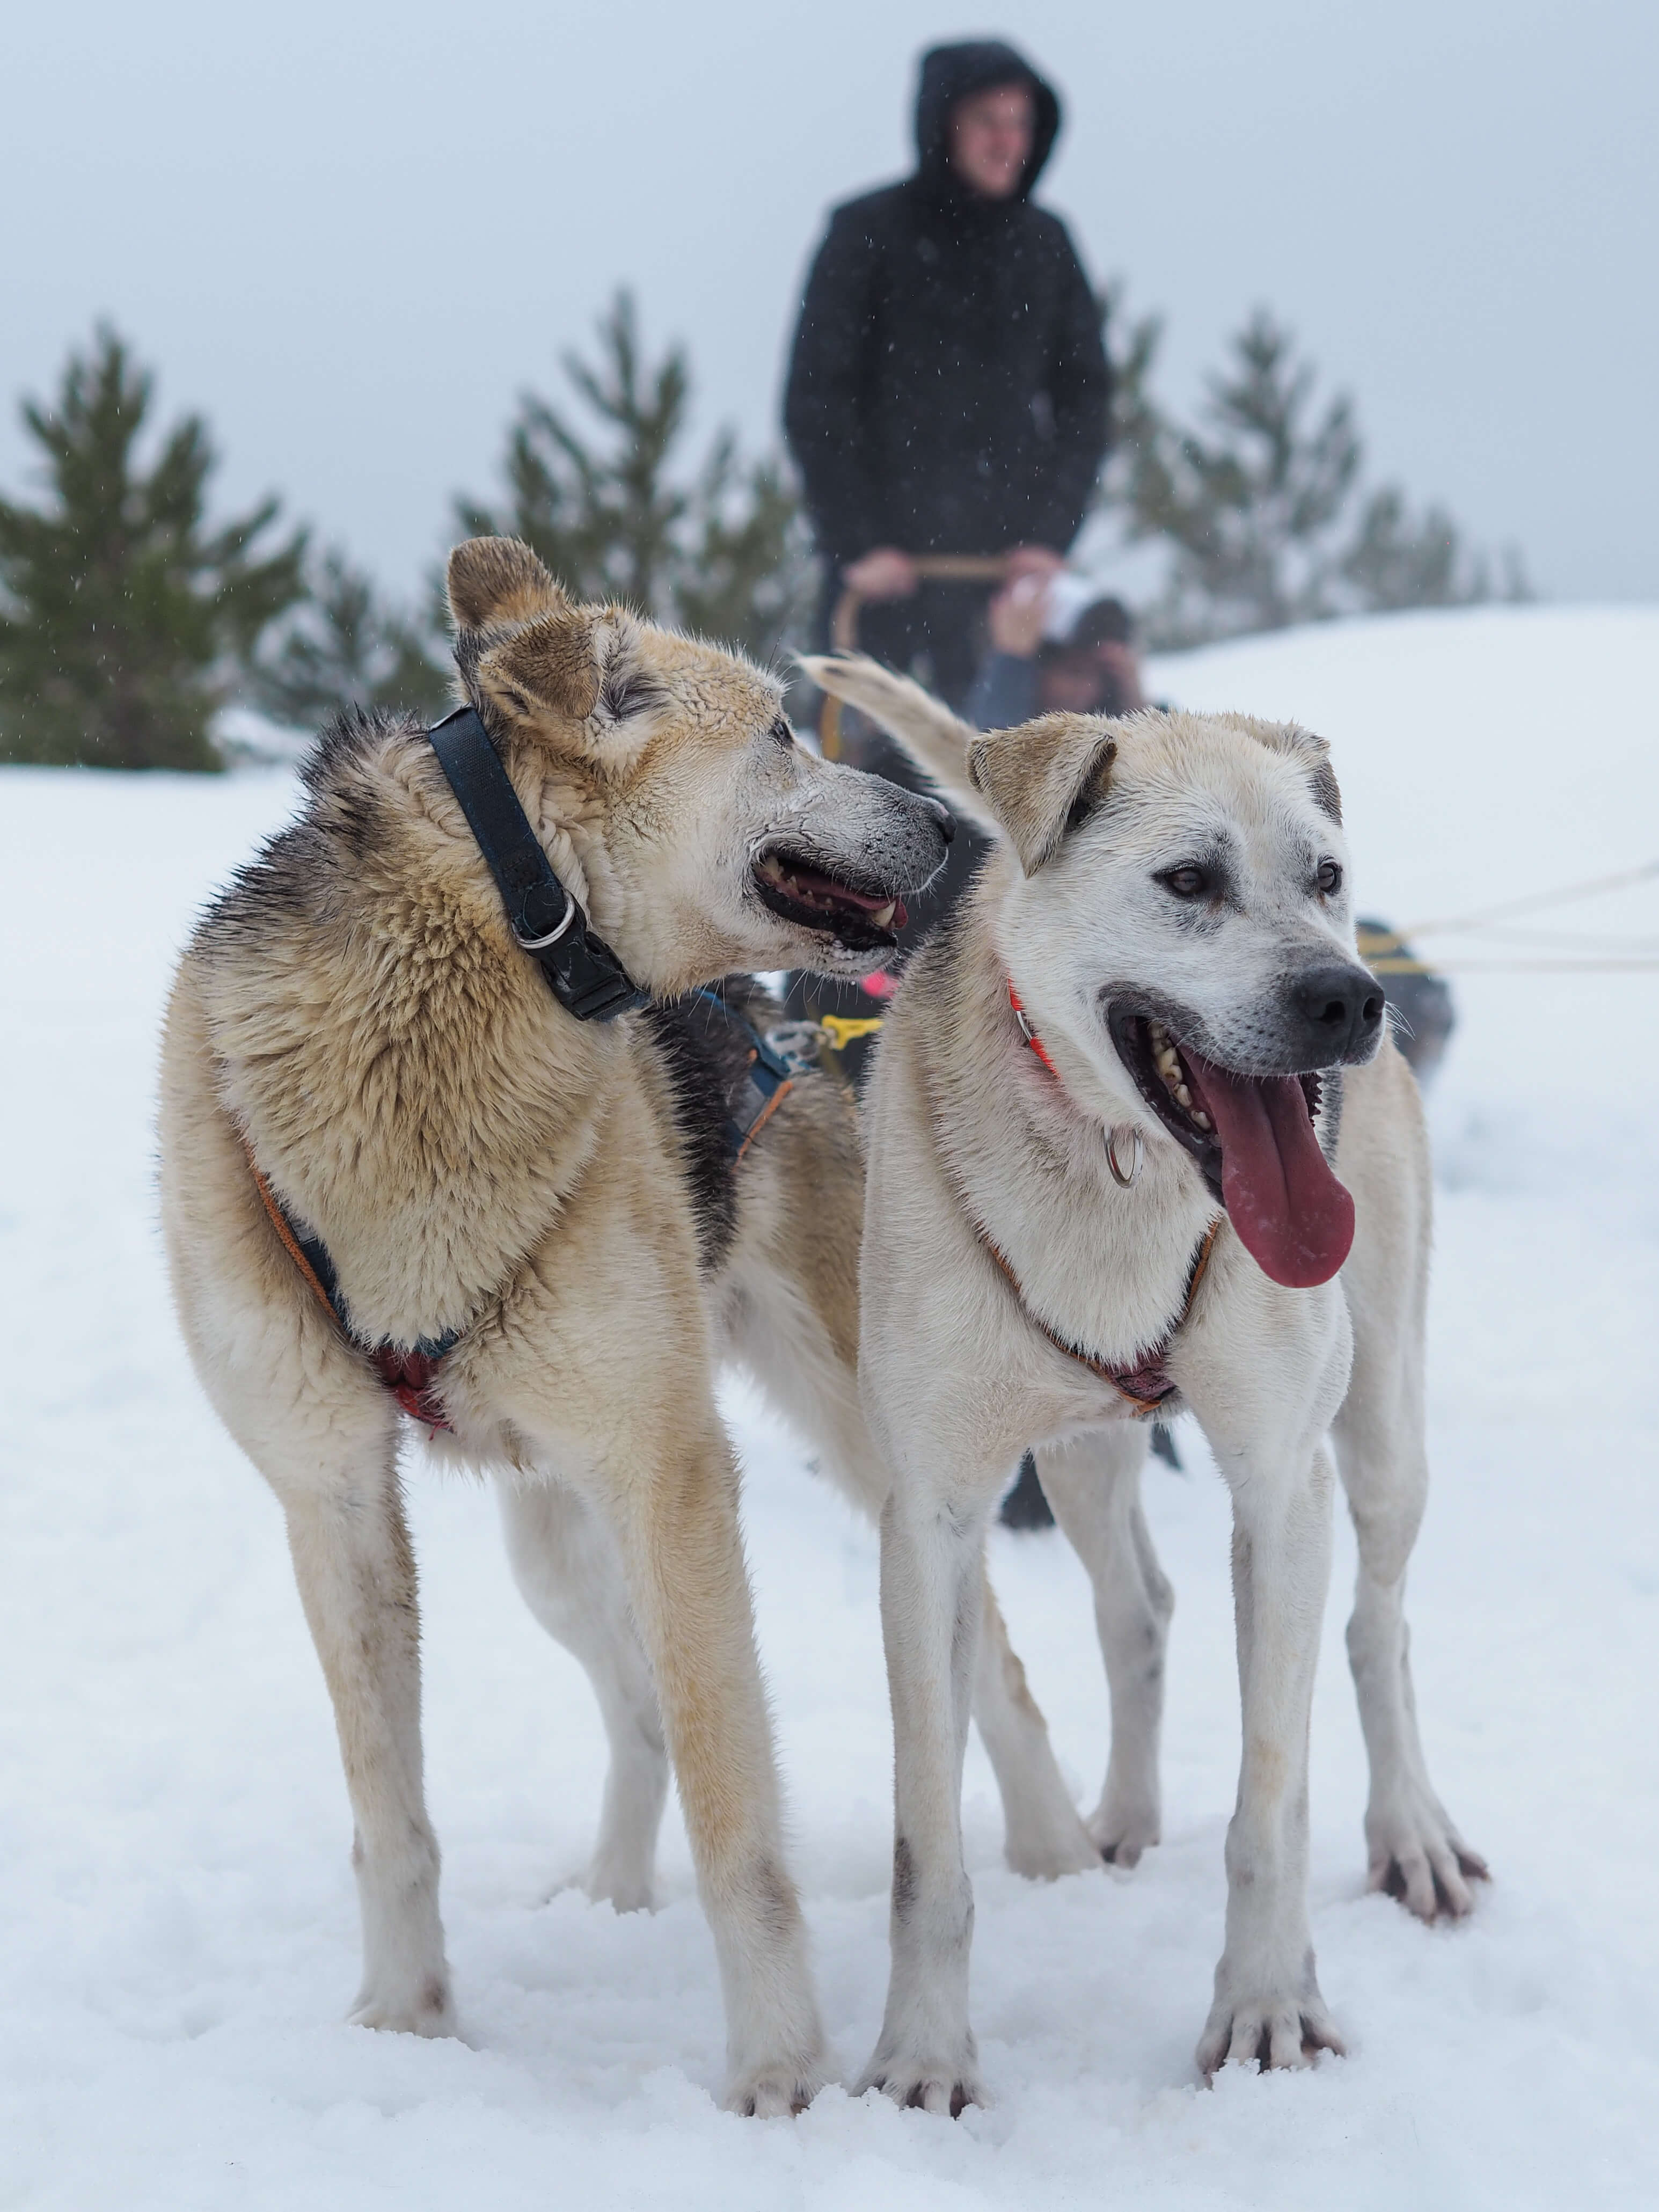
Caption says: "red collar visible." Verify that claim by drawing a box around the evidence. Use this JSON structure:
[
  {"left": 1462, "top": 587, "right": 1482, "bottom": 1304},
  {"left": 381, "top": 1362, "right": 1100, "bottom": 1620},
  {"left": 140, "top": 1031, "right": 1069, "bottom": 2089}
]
[{"left": 1007, "top": 982, "right": 1062, "bottom": 1080}]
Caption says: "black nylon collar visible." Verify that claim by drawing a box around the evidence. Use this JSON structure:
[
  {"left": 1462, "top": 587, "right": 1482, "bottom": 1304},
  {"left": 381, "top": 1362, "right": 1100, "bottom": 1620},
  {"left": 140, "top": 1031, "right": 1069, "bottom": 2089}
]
[{"left": 427, "top": 705, "right": 647, "bottom": 1023}]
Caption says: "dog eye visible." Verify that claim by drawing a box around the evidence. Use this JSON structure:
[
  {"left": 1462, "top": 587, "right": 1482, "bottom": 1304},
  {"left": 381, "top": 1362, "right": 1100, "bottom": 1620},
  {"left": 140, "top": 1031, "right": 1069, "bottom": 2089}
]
[
  {"left": 1317, "top": 859, "right": 1342, "bottom": 896},
  {"left": 1158, "top": 864, "right": 1208, "bottom": 900}
]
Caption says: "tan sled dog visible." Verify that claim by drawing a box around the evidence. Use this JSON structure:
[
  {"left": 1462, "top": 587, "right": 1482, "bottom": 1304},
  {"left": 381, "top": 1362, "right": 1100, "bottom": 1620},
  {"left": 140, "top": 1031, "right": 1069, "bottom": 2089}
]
[
  {"left": 159, "top": 538, "right": 962, "bottom": 2114},
  {"left": 805, "top": 654, "right": 1486, "bottom": 2108},
  {"left": 159, "top": 538, "right": 1105, "bottom": 2115}
]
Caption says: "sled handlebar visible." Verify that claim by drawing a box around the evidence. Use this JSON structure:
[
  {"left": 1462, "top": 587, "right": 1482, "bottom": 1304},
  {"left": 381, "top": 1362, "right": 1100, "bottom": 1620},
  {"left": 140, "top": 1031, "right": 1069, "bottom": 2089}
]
[{"left": 820, "top": 554, "right": 1015, "bottom": 760}]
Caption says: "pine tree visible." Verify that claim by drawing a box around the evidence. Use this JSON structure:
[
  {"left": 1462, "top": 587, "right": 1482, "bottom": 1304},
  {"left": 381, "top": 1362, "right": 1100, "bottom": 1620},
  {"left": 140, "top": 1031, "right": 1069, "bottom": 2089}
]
[
  {"left": 457, "top": 291, "right": 810, "bottom": 666},
  {"left": 1338, "top": 486, "right": 1522, "bottom": 612},
  {"left": 1127, "top": 310, "right": 1362, "bottom": 644},
  {"left": 0, "top": 327, "right": 305, "bottom": 769},
  {"left": 251, "top": 547, "right": 451, "bottom": 728},
  {"left": 1113, "top": 309, "right": 1523, "bottom": 648},
  {"left": 1094, "top": 284, "right": 1166, "bottom": 509}
]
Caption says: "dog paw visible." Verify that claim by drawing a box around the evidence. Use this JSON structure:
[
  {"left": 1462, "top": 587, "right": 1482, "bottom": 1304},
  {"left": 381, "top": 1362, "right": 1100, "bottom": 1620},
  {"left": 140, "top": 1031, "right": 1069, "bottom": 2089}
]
[
  {"left": 1366, "top": 1793, "right": 1489, "bottom": 1922},
  {"left": 1004, "top": 1813, "right": 1101, "bottom": 1881},
  {"left": 1197, "top": 1997, "right": 1344, "bottom": 2077},
  {"left": 858, "top": 2051, "right": 988, "bottom": 2117},
  {"left": 538, "top": 1857, "right": 657, "bottom": 1914},
  {"left": 348, "top": 1973, "right": 457, "bottom": 2038},
  {"left": 1197, "top": 1962, "right": 1344, "bottom": 2078},
  {"left": 723, "top": 2058, "right": 825, "bottom": 2117},
  {"left": 585, "top": 1864, "right": 656, "bottom": 1914},
  {"left": 1088, "top": 1797, "right": 1160, "bottom": 1870}
]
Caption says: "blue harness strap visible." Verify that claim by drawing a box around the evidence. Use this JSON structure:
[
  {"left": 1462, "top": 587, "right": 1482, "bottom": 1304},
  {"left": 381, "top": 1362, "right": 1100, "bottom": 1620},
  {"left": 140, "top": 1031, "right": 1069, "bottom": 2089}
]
[{"left": 683, "top": 988, "right": 797, "bottom": 1161}]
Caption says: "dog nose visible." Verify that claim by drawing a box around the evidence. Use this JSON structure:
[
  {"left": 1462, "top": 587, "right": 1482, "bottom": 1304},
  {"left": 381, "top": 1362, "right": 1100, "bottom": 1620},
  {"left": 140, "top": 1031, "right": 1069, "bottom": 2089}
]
[
  {"left": 919, "top": 794, "right": 955, "bottom": 845},
  {"left": 1292, "top": 963, "right": 1386, "bottom": 1057}
]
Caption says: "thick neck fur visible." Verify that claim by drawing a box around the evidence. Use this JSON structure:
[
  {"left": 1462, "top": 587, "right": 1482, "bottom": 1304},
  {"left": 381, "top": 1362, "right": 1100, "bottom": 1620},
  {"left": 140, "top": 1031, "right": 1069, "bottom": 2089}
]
[
  {"left": 196, "top": 711, "right": 626, "bottom": 1347},
  {"left": 913, "top": 849, "right": 1222, "bottom": 1367}
]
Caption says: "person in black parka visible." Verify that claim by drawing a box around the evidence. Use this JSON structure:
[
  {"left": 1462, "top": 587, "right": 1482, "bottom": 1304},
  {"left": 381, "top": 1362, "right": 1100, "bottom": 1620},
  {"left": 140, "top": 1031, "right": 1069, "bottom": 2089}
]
[
  {"left": 780, "top": 40, "right": 1112, "bottom": 1074},
  {"left": 784, "top": 39, "right": 1112, "bottom": 711}
]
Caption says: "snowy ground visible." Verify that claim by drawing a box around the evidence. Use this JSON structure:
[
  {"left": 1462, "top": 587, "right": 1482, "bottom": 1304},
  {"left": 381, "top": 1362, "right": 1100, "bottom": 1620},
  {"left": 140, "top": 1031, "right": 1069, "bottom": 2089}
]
[{"left": 3, "top": 606, "right": 1657, "bottom": 2209}]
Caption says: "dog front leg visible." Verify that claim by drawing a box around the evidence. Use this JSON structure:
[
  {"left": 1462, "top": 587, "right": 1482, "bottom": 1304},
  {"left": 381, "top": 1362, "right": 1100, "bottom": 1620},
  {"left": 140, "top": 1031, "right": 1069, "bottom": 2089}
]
[
  {"left": 277, "top": 1436, "right": 456, "bottom": 2038},
  {"left": 609, "top": 1414, "right": 825, "bottom": 2116},
  {"left": 1035, "top": 1425, "right": 1171, "bottom": 1865},
  {"left": 1334, "top": 1039, "right": 1486, "bottom": 1916},
  {"left": 859, "top": 1485, "right": 989, "bottom": 2114},
  {"left": 1195, "top": 1435, "right": 1343, "bottom": 2075}
]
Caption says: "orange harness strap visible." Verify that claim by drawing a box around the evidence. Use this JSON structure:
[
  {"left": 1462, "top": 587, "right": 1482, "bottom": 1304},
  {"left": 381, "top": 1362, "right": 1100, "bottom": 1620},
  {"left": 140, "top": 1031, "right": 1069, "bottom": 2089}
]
[
  {"left": 243, "top": 1139, "right": 457, "bottom": 1433},
  {"left": 731, "top": 1062, "right": 794, "bottom": 1167},
  {"left": 244, "top": 1142, "right": 342, "bottom": 1326}
]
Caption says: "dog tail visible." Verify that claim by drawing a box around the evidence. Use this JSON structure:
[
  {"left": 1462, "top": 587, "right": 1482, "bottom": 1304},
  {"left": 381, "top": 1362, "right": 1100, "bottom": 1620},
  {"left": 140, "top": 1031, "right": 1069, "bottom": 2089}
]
[{"left": 797, "top": 653, "right": 1002, "bottom": 841}]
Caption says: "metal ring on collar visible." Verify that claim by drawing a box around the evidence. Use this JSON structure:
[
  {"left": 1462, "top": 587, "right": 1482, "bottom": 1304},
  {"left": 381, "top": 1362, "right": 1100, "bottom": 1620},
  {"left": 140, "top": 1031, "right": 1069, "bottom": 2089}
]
[
  {"left": 1105, "top": 1124, "right": 1144, "bottom": 1188},
  {"left": 513, "top": 890, "right": 577, "bottom": 951}
]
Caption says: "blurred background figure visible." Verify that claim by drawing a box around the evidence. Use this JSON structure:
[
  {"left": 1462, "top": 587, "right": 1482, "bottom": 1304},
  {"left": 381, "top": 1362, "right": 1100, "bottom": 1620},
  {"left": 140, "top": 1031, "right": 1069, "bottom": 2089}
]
[
  {"left": 785, "top": 37, "right": 1110, "bottom": 713},
  {"left": 782, "top": 35, "right": 1112, "bottom": 1055},
  {"left": 965, "top": 576, "right": 1146, "bottom": 729}
]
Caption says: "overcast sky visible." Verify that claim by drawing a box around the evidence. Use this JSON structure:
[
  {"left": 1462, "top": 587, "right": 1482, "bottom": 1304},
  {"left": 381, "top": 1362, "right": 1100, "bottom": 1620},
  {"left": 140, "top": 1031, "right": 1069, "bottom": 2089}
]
[{"left": 6, "top": 0, "right": 1654, "bottom": 607}]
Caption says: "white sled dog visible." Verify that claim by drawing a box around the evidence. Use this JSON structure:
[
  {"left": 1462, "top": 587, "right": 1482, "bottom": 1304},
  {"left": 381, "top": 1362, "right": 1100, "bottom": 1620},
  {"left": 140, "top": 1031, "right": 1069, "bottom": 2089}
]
[
  {"left": 805, "top": 653, "right": 1487, "bottom": 2108},
  {"left": 158, "top": 536, "right": 1109, "bottom": 2116}
]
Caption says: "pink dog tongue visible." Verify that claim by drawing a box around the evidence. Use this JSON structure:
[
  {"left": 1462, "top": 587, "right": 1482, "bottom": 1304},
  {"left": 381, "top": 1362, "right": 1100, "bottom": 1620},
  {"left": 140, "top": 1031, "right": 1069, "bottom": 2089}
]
[{"left": 1185, "top": 1056, "right": 1355, "bottom": 1288}]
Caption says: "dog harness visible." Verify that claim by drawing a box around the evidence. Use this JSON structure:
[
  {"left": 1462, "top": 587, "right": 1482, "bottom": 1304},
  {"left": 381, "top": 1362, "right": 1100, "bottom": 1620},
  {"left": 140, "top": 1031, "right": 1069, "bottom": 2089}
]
[
  {"left": 244, "top": 1145, "right": 460, "bottom": 1430},
  {"left": 242, "top": 709, "right": 795, "bottom": 1433},
  {"left": 960, "top": 984, "right": 1221, "bottom": 1418},
  {"left": 674, "top": 990, "right": 797, "bottom": 1163}
]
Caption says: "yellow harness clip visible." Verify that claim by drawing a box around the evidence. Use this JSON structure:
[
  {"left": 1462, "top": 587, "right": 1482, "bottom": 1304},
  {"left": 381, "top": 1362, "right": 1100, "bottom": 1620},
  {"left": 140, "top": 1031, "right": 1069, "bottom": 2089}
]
[{"left": 819, "top": 1014, "right": 886, "bottom": 1052}]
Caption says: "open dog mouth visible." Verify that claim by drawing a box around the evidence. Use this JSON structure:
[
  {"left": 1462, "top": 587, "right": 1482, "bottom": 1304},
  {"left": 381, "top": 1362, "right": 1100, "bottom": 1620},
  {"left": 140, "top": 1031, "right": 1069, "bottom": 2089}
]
[
  {"left": 1108, "top": 1006, "right": 1353, "bottom": 1290},
  {"left": 752, "top": 847, "right": 907, "bottom": 953}
]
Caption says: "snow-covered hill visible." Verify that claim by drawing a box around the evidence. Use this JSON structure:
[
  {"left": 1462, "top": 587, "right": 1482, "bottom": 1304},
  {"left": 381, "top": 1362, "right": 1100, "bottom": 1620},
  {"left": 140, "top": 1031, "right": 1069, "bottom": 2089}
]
[{"left": 2, "top": 607, "right": 1656, "bottom": 2209}]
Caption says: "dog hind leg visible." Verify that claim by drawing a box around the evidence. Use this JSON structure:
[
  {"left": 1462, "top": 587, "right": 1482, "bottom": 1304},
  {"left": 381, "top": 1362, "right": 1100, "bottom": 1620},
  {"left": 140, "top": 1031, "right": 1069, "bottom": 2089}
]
[
  {"left": 1035, "top": 1425, "right": 1171, "bottom": 1866},
  {"left": 973, "top": 1567, "right": 1098, "bottom": 1878},
  {"left": 496, "top": 1474, "right": 669, "bottom": 1913},
  {"left": 1334, "top": 1288, "right": 1487, "bottom": 1920},
  {"left": 1335, "top": 1050, "right": 1487, "bottom": 1919}
]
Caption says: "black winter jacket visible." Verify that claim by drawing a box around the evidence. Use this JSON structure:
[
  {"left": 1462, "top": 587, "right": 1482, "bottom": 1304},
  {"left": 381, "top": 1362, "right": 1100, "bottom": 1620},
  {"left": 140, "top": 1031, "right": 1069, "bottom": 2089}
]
[{"left": 784, "top": 41, "right": 1112, "bottom": 567}]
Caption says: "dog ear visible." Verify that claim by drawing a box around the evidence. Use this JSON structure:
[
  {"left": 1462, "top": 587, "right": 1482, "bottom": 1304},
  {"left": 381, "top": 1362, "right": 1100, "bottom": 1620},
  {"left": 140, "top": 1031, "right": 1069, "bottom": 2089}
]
[
  {"left": 446, "top": 536, "right": 568, "bottom": 632},
  {"left": 476, "top": 604, "right": 666, "bottom": 739},
  {"left": 1229, "top": 715, "right": 1342, "bottom": 824},
  {"left": 967, "top": 716, "right": 1118, "bottom": 873}
]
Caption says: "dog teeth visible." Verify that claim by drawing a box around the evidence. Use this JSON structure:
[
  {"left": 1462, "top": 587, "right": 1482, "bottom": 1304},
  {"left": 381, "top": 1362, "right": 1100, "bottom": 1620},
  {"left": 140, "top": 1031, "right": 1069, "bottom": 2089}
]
[
  {"left": 759, "top": 852, "right": 886, "bottom": 930},
  {"left": 1144, "top": 1018, "right": 1212, "bottom": 1134}
]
